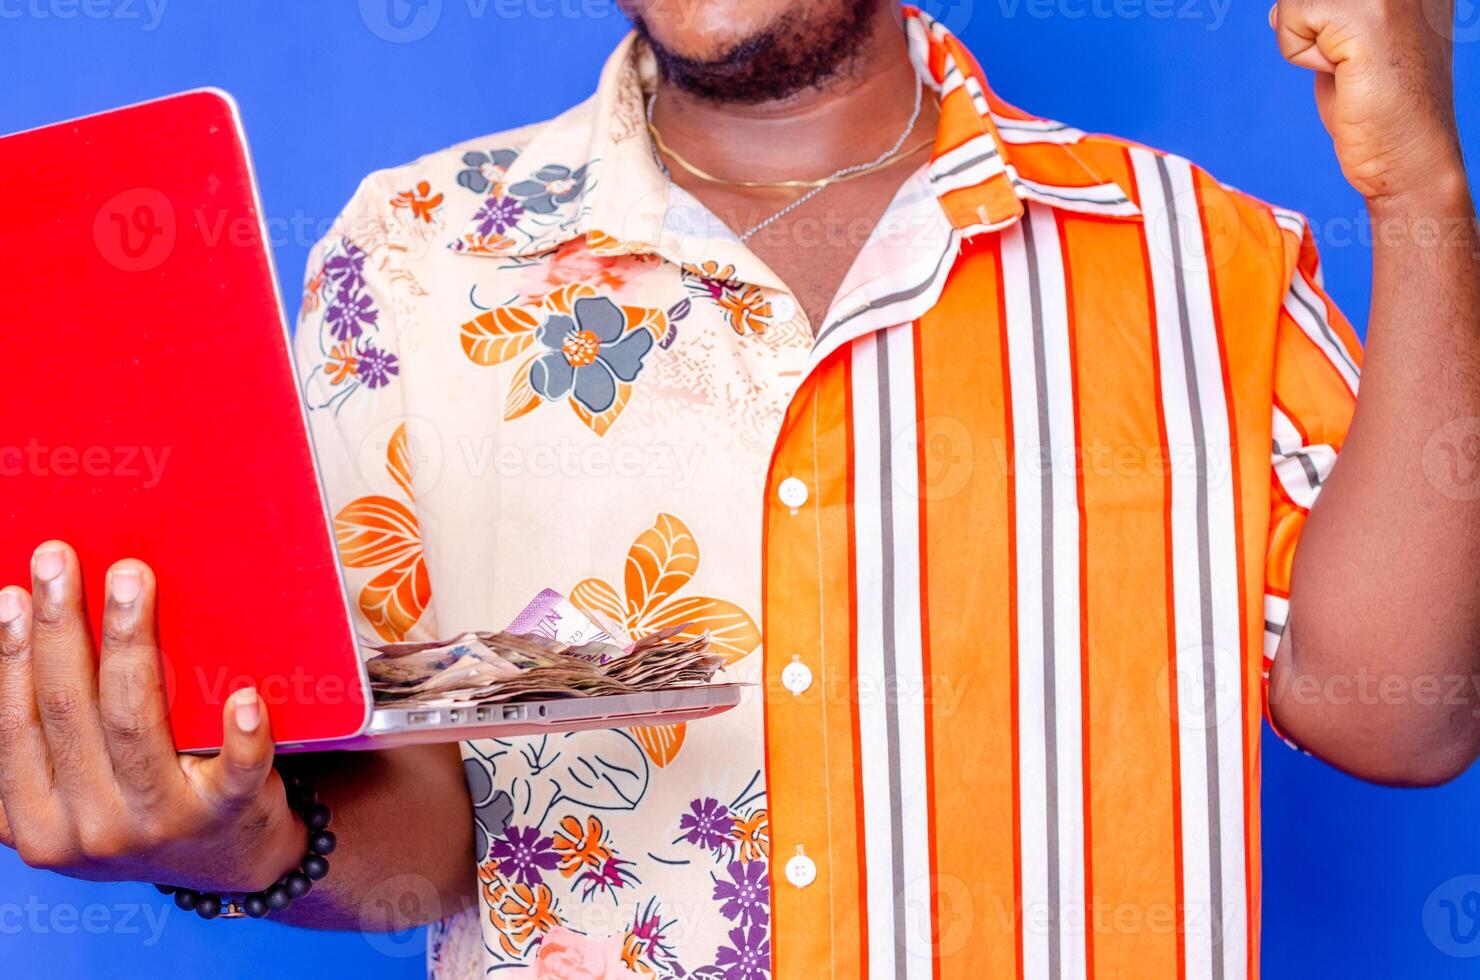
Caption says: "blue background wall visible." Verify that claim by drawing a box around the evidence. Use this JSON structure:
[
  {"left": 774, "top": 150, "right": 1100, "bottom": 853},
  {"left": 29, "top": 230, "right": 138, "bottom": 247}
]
[{"left": 1, "top": 1, "right": 1478, "bottom": 976}]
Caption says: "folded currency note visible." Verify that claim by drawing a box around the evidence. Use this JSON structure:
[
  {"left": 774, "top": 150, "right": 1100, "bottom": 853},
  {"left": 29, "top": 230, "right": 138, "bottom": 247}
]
[{"left": 364, "top": 591, "right": 725, "bottom": 707}]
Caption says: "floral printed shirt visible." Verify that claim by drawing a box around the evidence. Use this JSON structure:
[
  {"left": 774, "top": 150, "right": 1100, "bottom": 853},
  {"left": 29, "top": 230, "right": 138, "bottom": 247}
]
[
  {"left": 296, "top": 9, "right": 1360, "bottom": 980},
  {"left": 297, "top": 30, "right": 799, "bottom": 979}
]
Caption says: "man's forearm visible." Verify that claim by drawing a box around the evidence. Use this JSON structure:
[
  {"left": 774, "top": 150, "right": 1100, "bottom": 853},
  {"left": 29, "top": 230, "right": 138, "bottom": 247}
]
[
  {"left": 1275, "top": 170, "right": 1480, "bottom": 784},
  {"left": 273, "top": 743, "right": 477, "bottom": 931}
]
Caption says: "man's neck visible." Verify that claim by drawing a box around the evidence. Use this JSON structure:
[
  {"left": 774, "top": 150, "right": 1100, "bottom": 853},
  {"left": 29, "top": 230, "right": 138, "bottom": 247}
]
[{"left": 647, "top": 4, "right": 932, "bottom": 186}]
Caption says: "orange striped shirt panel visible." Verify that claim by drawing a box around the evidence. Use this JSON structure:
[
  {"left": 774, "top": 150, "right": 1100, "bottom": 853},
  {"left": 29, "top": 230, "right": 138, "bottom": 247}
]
[{"left": 763, "top": 11, "right": 1361, "bottom": 980}]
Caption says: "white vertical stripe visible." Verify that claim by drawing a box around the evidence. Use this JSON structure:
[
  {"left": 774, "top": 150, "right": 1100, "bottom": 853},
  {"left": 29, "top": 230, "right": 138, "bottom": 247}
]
[
  {"left": 1285, "top": 273, "right": 1359, "bottom": 395},
  {"left": 883, "top": 323, "right": 935, "bottom": 978},
  {"left": 1133, "top": 149, "right": 1250, "bottom": 980},
  {"left": 1271, "top": 406, "right": 1332, "bottom": 510},
  {"left": 1027, "top": 203, "right": 1089, "bottom": 980},
  {"left": 1263, "top": 593, "right": 1290, "bottom": 664},
  {"left": 1001, "top": 219, "right": 1053, "bottom": 980},
  {"left": 851, "top": 334, "right": 898, "bottom": 980}
]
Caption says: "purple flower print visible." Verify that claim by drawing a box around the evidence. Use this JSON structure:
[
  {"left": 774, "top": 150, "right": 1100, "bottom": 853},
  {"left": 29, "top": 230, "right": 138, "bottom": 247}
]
[
  {"left": 713, "top": 859, "right": 769, "bottom": 927},
  {"left": 471, "top": 194, "right": 525, "bottom": 236},
  {"left": 357, "top": 343, "right": 400, "bottom": 389},
  {"left": 326, "top": 290, "right": 378, "bottom": 341},
  {"left": 490, "top": 825, "right": 560, "bottom": 888},
  {"left": 322, "top": 241, "right": 368, "bottom": 295},
  {"left": 679, "top": 797, "right": 735, "bottom": 855},
  {"left": 713, "top": 923, "right": 771, "bottom": 979}
]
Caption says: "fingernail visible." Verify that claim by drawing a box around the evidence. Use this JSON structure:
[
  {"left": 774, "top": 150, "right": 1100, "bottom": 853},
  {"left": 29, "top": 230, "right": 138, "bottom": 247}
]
[
  {"left": 32, "top": 546, "right": 64, "bottom": 583},
  {"left": 0, "top": 590, "right": 21, "bottom": 625},
  {"left": 110, "top": 568, "right": 143, "bottom": 605},
  {"left": 233, "top": 688, "right": 262, "bottom": 733}
]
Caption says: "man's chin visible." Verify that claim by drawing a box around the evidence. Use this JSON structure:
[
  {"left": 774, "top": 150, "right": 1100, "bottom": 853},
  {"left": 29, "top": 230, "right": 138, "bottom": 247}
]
[{"left": 632, "top": 0, "right": 881, "bottom": 104}]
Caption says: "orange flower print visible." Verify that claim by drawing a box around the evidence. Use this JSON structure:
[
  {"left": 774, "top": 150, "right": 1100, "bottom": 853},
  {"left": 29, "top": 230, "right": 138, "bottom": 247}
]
[
  {"left": 680, "top": 260, "right": 738, "bottom": 284},
  {"left": 680, "top": 262, "right": 772, "bottom": 335},
  {"left": 621, "top": 934, "right": 657, "bottom": 975},
  {"left": 496, "top": 882, "right": 561, "bottom": 957},
  {"left": 390, "top": 180, "right": 445, "bottom": 224},
  {"left": 333, "top": 423, "right": 431, "bottom": 642},
  {"left": 300, "top": 267, "right": 324, "bottom": 319},
  {"left": 551, "top": 815, "right": 612, "bottom": 878},
  {"left": 585, "top": 228, "right": 657, "bottom": 258},
  {"left": 570, "top": 513, "right": 761, "bottom": 766},
  {"left": 455, "top": 230, "right": 516, "bottom": 255},
  {"left": 459, "top": 282, "right": 668, "bottom": 437},
  {"left": 325, "top": 342, "right": 359, "bottom": 385},
  {"left": 731, "top": 808, "right": 770, "bottom": 864},
  {"left": 718, "top": 284, "right": 773, "bottom": 335}
]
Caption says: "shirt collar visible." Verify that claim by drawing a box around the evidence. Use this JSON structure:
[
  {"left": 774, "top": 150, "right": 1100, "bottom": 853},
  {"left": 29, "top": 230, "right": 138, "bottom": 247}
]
[{"left": 451, "top": 6, "right": 1140, "bottom": 263}]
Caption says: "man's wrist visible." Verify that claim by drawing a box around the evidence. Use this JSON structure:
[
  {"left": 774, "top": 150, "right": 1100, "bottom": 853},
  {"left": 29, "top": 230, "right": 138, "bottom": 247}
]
[
  {"left": 244, "top": 809, "right": 311, "bottom": 893},
  {"left": 1364, "top": 164, "right": 1474, "bottom": 221}
]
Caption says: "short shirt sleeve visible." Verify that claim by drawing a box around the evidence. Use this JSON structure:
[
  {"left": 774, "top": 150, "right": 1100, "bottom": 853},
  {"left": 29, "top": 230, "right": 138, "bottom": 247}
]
[
  {"left": 293, "top": 178, "right": 439, "bottom": 645},
  {"left": 1262, "top": 209, "right": 1362, "bottom": 742}
]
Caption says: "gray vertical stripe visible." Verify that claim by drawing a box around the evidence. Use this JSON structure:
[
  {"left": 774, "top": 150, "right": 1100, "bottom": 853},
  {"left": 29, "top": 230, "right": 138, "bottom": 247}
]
[
  {"left": 1155, "top": 154, "right": 1226, "bottom": 980},
  {"left": 1021, "top": 206, "right": 1063, "bottom": 980},
  {"left": 1288, "top": 278, "right": 1359, "bottom": 380},
  {"left": 1272, "top": 438, "right": 1323, "bottom": 490},
  {"left": 875, "top": 332, "right": 910, "bottom": 977}
]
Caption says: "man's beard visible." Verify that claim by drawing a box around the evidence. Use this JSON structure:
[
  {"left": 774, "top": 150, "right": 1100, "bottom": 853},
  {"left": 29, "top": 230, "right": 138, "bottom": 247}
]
[{"left": 632, "top": 0, "right": 882, "bottom": 104}]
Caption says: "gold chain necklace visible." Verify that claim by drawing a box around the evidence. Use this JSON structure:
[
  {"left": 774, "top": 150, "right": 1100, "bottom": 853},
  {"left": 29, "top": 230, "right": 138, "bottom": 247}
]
[
  {"left": 646, "top": 121, "right": 934, "bottom": 190},
  {"left": 645, "top": 79, "right": 929, "bottom": 242}
]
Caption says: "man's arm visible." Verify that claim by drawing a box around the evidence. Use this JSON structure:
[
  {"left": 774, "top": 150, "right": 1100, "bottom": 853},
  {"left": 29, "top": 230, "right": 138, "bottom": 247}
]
[
  {"left": 0, "top": 543, "right": 475, "bottom": 929},
  {"left": 1268, "top": 0, "right": 1480, "bottom": 784},
  {"left": 275, "top": 744, "right": 476, "bottom": 931}
]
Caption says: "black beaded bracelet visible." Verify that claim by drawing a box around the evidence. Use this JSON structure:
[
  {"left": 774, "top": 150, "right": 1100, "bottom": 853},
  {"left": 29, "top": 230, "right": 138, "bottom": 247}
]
[{"left": 153, "top": 770, "right": 336, "bottom": 920}]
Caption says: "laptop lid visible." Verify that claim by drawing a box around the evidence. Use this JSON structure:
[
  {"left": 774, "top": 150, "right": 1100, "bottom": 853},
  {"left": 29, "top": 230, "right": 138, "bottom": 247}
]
[{"left": 0, "top": 90, "right": 369, "bottom": 751}]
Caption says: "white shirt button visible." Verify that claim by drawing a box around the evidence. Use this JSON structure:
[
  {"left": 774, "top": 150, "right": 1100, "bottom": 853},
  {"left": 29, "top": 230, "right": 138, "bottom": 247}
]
[
  {"left": 781, "top": 656, "right": 813, "bottom": 695},
  {"left": 778, "top": 477, "right": 809, "bottom": 512},
  {"left": 785, "top": 849, "right": 817, "bottom": 888},
  {"left": 770, "top": 293, "right": 798, "bottom": 323}
]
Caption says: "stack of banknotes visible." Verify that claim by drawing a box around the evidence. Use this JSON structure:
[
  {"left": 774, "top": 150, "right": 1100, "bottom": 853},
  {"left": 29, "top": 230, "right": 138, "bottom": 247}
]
[{"left": 364, "top": 589, "right": 726, "bottom": 707}]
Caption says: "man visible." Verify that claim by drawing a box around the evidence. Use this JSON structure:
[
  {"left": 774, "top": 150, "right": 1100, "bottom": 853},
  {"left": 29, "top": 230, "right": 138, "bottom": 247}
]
[{"left": 0, "top": 0, "right": 1475, "bottom": 976}]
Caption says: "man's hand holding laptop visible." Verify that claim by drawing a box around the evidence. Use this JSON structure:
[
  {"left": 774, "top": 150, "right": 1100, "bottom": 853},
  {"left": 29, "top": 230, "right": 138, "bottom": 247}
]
[{"left": 0, "top": 543, "right": 305, "bottom": 893}]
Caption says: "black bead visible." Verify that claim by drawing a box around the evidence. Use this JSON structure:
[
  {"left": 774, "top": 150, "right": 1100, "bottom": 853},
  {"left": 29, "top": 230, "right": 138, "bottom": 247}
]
[
  {"left": 243, "top": 893, "right": 270, "bottom": 919},
  {"left": 154, "top": 883, "right": 176, "bottom": 896},
  {"left": 306, "top": 803, "right": 332, "bottom": 831},
  {"left": 265, "top": 884, "right": 292, "bottom": 912},
  {"left": 291, "top": 786, "right": 318, "bottom": 810},
  {"left": 302, "top": 855, "right": 330, "bottom": 881},
  {"left": 173, "top": 889, "right": 199, "bottom": 911},
  {"left": 194, "top": 894, "right": 222, "bottom": 920},
  {"left": 308, "top": 830, "right": 337, "bottom": 856},
  {"left": 284, "top": 871, "right": 313, "bottom": 900}
]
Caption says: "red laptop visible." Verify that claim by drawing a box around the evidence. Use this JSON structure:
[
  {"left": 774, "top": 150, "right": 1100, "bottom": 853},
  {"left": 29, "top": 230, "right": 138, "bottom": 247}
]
[{"left": 0, "top": 91, "right": 741, "bottom": 753}]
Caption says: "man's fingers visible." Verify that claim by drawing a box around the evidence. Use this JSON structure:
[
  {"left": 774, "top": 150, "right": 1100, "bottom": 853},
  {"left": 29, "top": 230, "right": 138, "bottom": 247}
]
[
  {"left": 0, "top": 587, "right": 54, "bottom": 821},
  {"left": 97, "top": 561, "right": 180, "bottom": 804},
  {"left": 192, "top": 688, "right": 275, "bottom": 811},
  {"left": 28, "top": 542, "right": 110, "bottom": 795},
  {"left": 1271, "top": 3, "right": 1340, "bottom": 74}
]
